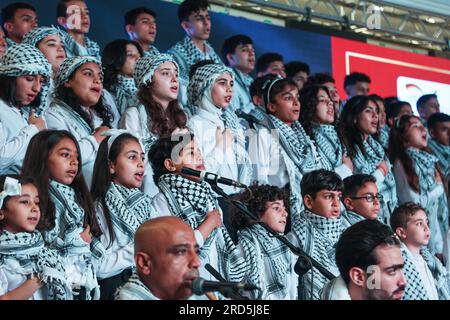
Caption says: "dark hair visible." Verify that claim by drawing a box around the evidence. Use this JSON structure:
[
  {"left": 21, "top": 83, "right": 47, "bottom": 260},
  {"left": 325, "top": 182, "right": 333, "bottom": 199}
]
[
  {"left": 336, "top": 219, "right": 400, "bottom": 284},
  {"left": 299, "top": 84, "right": 338, "bottom": 140},
  {"left": 388, "top": 114, "right": 432, "bottom": 193},
  {"left": 300, "top": 169, "right": 343, "bottom": 199},
  {"left": 338, "top": 95, "right": 379, "bottom": 158},
  {"left": 304, "top": 73, "right": 335, "bottom": 87},
  {"left": 249, "top": 74, "right": 278, "bottom": 100},
  {"left": 54, "top": 65, "right": 114, "bottom": 132},
  {"left": 368, "top": 94, "right": 383, "bottom": 103},
  {"left": 1, "top": 2, "right": 36, "bottom": 32},
  {"left": 417, "top": 94, "right": 437, "bottom": 110},
  {"left": 285, "top": 61, "right": 310, "bottom": 79},
  {"left": 261, "top": 78, "right": 297, "bottom": 112},
  {"left": 56, "top": 0, "right": 83, "bottom": 18},
  {"left": 342, "top": 174, "right": 376, "bottom": 199},
  {"left": 390, "top": 202, "right": 425, "bottom": 231},
  {"left": 230, "top": 184, "right": 290, "bottom": 232},
  {"left": 427, "top": 112, "right": 450, "bottom": 131},
  {"left": 148, "top": 133, "right": 195, "bottom": 185},
  {"left": 385, "top": 101, "right": 411, "bottom": 122},
  {"left": 102, "top": 39, "right": 143, "bottom": 93},
  {"left": 0, "top": 75, "right": 43, "bottom": 109},
  {"left": 221, "top": 34, "right": 253, "bottom": 66},
  {"left": 0, "top": 174, "right": 54, "bottom": 232},
  {"left": 21, "top": 130, "right": 102, "bottom": 237},
  {"left": 189, "top": 59, "right": 215, "bottom": 80},
  {"left": 384, "top": 96, "right": 399, "bottom": 108},
  {"left": 91, "top": 133, "right": 140, "bottom": 246},
  {"left": 255, "top": 53, "right": 283, "bottom": 75},
  {"left": 344, "top": 72, "right": 371, "bottom": 88},
  {"left": 124, "top": 7, "right": 156, "bottom": 28},
  {"left": 178, "top": 0, "right": 209, "bottom": 22}
]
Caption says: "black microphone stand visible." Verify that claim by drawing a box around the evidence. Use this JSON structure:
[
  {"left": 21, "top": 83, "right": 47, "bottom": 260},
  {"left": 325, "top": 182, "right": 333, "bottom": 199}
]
[
  {"left": 205, "top": 264, "right": 249, "bottom": 300},
  {"left": 209, "top": 182, "right": 335, "bottom": 300}
]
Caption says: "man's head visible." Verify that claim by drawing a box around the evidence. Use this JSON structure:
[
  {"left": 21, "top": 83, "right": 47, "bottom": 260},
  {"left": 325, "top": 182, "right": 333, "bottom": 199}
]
[
  {"left": 336, "top": 219, "right": 406, "bottom": 300},
  {"left": 1, "top": 2, "right": 37, "bottom": 43},
  {"left": 124, "top": 7, "right": 157, "bottom": 46},
  {"left": 344, "top": 72, "right": 371, "bottom": 98},
  {"left": 301, "top": 169, "right": 343, "bottom": 219},
  {"left": 178, "top": 0, "right": 210, "bottom": 41},
  {"left": 343, "top": 174, "right": 380, "bottom": 220},
  {"left": 428, "top": 112, "right": 450, "bottom": 146},
  {"left": 134, "top": 216, "right": 201, "bottom": 300},
  {"left": 57, "top": 0, "right": 90, "bottom": 34},
  {"left": 221, "top": 34, "right": 255, "bottom": 74},
  {"left": 255, "top": 52, "right": 285, "bottom": 78},
  {"left": 417, "top": 94, "right": 440, "bottom": 121},
  {"left": 390, "top": 202, "right": 430, "bottom": 249},
  {"left": 285, "top": 61, "right": 310, "bottom": 91}
]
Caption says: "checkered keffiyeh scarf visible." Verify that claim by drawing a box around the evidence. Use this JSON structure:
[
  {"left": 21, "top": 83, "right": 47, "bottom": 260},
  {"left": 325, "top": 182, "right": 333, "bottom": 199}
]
[
  {"left": 0, "top": 230, "right": 70, "bottom": 300},
  {"left": 0, "top": 44, "right": 52, "bottom": 115},
  {"left": 353, "top": 136, "right": 397, "bottom": 223},
  {"left": 55, "top": 55, "right": 102, "bottom": 88},
  {"left": 133, "top": 53, "right": 179, "bottom": 88},
  {"left": 22, "top": 26, "right": 65, "bottom": 48},
  {"left": 57, "top": 27, "right": 100, "bottom": 60},
  {"left": 292, "top": 209, "right": 343, "bottom": 300},
  {"left": 167, "top": 35, "right": 222, "bottom": 81},
  {"left": 115, "top": 273, "right": 159, "bottom": 300},
  {"left": 143, "top": 46, "right": 160, "bottom": 58},
  {"left": 115, "top": 75, "right": 138, "bottom": 115},
  {"left": 104, "top": 183, "right": 158, "bottom": 248},
  {"left": 401, "top": 245, "right": 431, "bottom": 300},
  {"left": 422, "top": 247, "right": 450, "bottom": 299},
  {"left": 158, "top": 174, "right": 247, "bottom": 281},
  {"left": 238, "top": 224, "right": 294, "bottom": 300},
  {"left": 428, "top": 139, "right": 450, "bottom": 180},
  {"left": 312, "top": 124, "right": 344, "bottom": 170},
  {"left": 378, "top": 126, "right": 390, "bottom": 150}
]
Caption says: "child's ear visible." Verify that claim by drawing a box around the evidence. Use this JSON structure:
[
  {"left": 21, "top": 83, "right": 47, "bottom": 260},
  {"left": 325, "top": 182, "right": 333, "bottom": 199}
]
[
  {"left": 266, "top": 102, "right": 277, "bottom": 114},
  {"left": 428, "top": 128, "right": 436, "bottom": 139},
  {"left": 0, "top": 209, "right": 5, "bottom": 221},
  {"left": 349, "top": 267, "right": 366, "bottom": 287},
  {"left": 226, "top": 53, "right": 235, "bottom": 65},
  {"left": 180, "top": 20, "right": 191, "bottom": 34},
  {"left": 395, "top": 227, "right": 407, "bottom": 240},
  {"left": 125, "top": 24, "right": 134, "bottom": 34},
  {"left": 3, "top": 22, "right": 13, "bottom": 35},
  {"left": 163, "top": 159, "right": 177, "bottom": 172},
  {"left": 135, "top": 252, "right": 152, "bottom": 276},
  {"left": 57, "top": 16, "right": 67, "bottom": 28},
  {"left": 303, "top": 195, "right": 313, "bottom": 210},
  {"left": 108, "top": 160, "right": 115, "bottom": 175},
  {"left": 343, "top": 197, "right": 354, "bottom": 211}
]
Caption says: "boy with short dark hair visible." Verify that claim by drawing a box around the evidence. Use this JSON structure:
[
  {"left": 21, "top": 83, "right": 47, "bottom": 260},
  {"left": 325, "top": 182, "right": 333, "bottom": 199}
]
[
  {"left": 289, "top": 169, "right": 346, "bottom": 300},
  {"left": 344, "top": 72, "right": 371, "bottom": 99},
  {"left": 417, "top": 94, "right": 440, "bottom": 122},
  {"left": 255, "top": 52, "right": 285, "bottom": 78},
  {"left": 124, "top": 7, "right": 159, "bottom": 57},
  {"left": 1, "top": 2, "right": 37, "bottom": 45},
  {"left": 390, "top": 202, "right": 450, "bottom": 300},
  {"left": 427, "top": 112, "right": 450, "bottom": 181},
  {"left": 342, "top": 174, "right": 381, "bottom": 227},
  {"left": 285, "top": 61, "right": 309, "bottom": 91}
]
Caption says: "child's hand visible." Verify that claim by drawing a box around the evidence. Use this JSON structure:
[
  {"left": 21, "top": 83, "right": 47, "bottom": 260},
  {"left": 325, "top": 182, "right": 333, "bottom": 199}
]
[
  {"left": 377, "top": 160, "right": 388, "bottom": 176},
  {"left": 93, "top": 125, "right": 110, "bottom": 143},
  {"left": 205, "top": 209, "right": 222, "bottom": 229},
  {"left": 342, "top": 155, "right": 353, "bottom": 172},
  {"left": 28, "top": 111, "right": 46, "bottom": 131},
  {"left": 80, "top": 225, "right": 92, "bottom": 244}
]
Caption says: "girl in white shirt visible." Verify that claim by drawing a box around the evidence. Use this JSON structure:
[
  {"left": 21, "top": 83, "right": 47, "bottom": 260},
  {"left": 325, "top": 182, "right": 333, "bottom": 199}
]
[
  {"left": 0, "top": 44, "right": 50, "bottom": 175},
  {"left": 91, "top": 130, "right": 159, "bottom": 299},
  {"left": 389, "top": 115, "right": 448, "bottom": 255}
]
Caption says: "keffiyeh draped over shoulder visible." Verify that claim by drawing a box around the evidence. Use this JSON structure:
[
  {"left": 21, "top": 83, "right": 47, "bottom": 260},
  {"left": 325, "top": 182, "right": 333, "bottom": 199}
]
[
  {"left": 115, "top": 75, "right": 138, "bottom": 115},
  {"left": 0, "top": 44, "right": 52, "bottom": 115},
  {"left": 115, "top": 273, "right": 159, "bottom": 300},
  {"left": 428, "top": 139, "right": 450, "bottom": 180},
  {"left": 312, "top": 124, "right": 344, "bottom": 170},
  {"left": 57, "top": 27, "right": 100, "bottom": 60},
  {"left": 0, "top": 230, "right": 71, "bottom": 300},
  {"left": 22, "top": 26, "right": 65, "bottom": 48}
]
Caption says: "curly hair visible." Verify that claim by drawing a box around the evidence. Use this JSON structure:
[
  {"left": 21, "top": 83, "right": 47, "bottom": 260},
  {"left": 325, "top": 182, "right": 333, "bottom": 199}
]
[{"left": 230, "top": 184, "right": 290, "bottom": 232}]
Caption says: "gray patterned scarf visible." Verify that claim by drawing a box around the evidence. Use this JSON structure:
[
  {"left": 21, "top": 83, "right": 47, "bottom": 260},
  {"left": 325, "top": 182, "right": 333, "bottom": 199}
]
[
  {"left": 115, "top": 273, "right": 158, "bottom": 300},
  {"left": 407, "top": 148, "right": 439, "bottom": 195},
  {"left": 158, "top": 174, "right": 247, "bottom": 282},
  {"left": 401, "top": 245, "right": 431, "bottom": 300},
  {"left": 58, "top": 27, "right": 100, "bottom": 60},
  {"left": 428, "top": 139, "right": 450, "bottom": 180},
  {"left": 0, "top": 230, "right": 70, "bottom": 300},
  {"left": 114, "top": 75, "right": 138, "bottom": 115},
  {"left": 422, "top": 247, "right": 450, "bottom": 299},
  {"left": 143, "top": 46, "right": 160, "bottom": 58},
  {"left": 341, "top": 210, "right": 364, "bottom": 228},
  {"left": 378, "top": 126, "right": 390, "bottom": 150},
  {"left": 312, "top": 124, "right": 344, "bottom": 170}
]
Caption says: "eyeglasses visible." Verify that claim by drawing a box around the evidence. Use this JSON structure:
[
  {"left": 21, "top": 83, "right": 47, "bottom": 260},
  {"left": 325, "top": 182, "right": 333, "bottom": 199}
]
[{"left": 350, "top": 193, "right": 383, "bottom": 203}]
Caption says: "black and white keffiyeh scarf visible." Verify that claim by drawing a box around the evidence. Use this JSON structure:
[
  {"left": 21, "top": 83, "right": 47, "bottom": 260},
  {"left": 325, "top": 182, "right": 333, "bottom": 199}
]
[
  {"left": 158, "top": 174, "right": 247, "bottom": 281},
  {"left": 0, "top": 230, "right": 70, "bottom": 300},
  {"left": 115, "top": 273, "right": 159, "bottom": 300},
  {"left": 114, "top": 75, "right": 138, "bottom": 115},
  {"left": 312, "top": 124, "right": 344, "bottom": 170},
  {"left": 143, "top": 46, "right": 160, "bottom": 58},
  {"left": 57, "top": 27, "right": 101, "bottom": 60},
  {"left": 428, "top": 139, "right": 450, "bottom": 180}
]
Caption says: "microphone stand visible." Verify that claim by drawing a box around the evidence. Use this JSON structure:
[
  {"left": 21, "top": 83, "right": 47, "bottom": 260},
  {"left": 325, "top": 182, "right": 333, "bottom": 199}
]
[
  {"left": 205, "top": 264, "right": 249, "bottom": 300},
  {"left": 209, "top": 183, "right": 335, "bottom": 300}
]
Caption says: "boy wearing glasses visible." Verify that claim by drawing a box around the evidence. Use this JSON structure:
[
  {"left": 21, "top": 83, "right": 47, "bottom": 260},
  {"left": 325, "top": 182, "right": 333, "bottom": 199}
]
[
  {"left": 390, "top": 202, "right": 450, "bottom": 300},
  {"left": 289, "top": 169, "right": 346, "bottom": 300},
  {"left": 341, "top": 174, "right": 381, "bottom": 228}
]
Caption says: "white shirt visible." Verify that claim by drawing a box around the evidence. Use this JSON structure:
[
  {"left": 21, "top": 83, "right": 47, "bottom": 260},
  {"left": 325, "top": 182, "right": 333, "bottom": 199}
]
[
  {"left": 0, "top": 267, "right": 45, "bottom": 300},
  {"left": 0, "top": 99, "right": 39, "bottom": 174}
]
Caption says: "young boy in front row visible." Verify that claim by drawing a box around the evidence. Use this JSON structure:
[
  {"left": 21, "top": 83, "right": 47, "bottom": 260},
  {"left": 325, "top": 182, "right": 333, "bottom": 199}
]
[
  {"left": 390, "top": 202, "right": 450, "bottom": 300},
  {"left": 341, "top": 174, "right": 381, "bottom": 228},
  {"left": 288, "top": 169, "right": 346, "bottom": 300}
]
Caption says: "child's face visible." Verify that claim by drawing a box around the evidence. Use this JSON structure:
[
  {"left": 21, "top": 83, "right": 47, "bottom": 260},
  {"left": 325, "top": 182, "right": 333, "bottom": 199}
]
[
  {"left": 0, "top": 183, "right": 40, "bottom": 233},
  {"left": 228, "top": 43, "right": 255, "bottom": 74},
  {"left": 211, "top": 73, "right": 233, "bottom": 109},
  {"left": 375, "top": 100, "right": 386, "bottom": 128},
  {"left": 15, "top": 75, "right": 45, "bottom": 106},
  {"left": 260, "top": 60, "right": 286, "bottom": 78},
  {"left": 268, "top": 85, "right": 300, "bottom": 126},
  {"left": 260, "top": 200, "right": 288, "bottom": 234},
  {"left": 151, "top": 61, "right": 179, "bottom": 104},
  {"left": 170, "top": 140, "right": 205, "bottom": 183},
  {"left": 4, "top": 8, "right": 38, "bottom": 41},
  {"left": 111, "top": 139, "right": 145, "bottom": 189},
  {"left": 64, "top": 0, "right": 90, "bottom": 34},
  {"left": 357, "top": 100, "right": 379, "bottom": 137},
  {"left": 430, "top": 121, "right": 450, "bottom": 146},
  {"left": 120, "top": 44, "right": 141, "bottom": 77},
  {"left": 402, "top": 209, "right": 430, "bottom": 247},
  {"left": 314, "top": 89, "right": 334, "bottom": 124},
  {"left": 405, "top": 117, "right": 427, "bottom": 149},
  {"left": 305, "top": 190, "right": 341, "bottom": 219},
  {"left": 131, "top": 12, "right": 157, "bottom": 44},
  {"left": 343, "top": 182, "right": 380, "bottom": 220},
  {"left": 184, "top": 9, "right": 211, "bottom": 40},
  {"left": 38, "top": 34, "right": 66, "bottom": 74},
  {"left": 65, "top": 62, "right": 103, "bottom": 107},
  {"left": 48, "top": 137, "right": 79, "bottom": 185}
]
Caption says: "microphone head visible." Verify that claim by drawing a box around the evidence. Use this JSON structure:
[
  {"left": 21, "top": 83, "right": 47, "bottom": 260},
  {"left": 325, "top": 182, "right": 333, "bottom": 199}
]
[{"left": 192, "top": 277, "right": 205, "bottom": 295}]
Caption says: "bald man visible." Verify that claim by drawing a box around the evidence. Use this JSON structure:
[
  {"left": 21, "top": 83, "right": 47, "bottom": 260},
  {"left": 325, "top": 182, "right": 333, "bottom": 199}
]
[{"left": 115, "top": 216, "right": 201, "bottom": 300}]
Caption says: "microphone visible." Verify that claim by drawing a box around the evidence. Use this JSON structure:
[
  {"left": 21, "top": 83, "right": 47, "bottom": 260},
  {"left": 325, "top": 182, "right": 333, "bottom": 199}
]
[
  {"left": 181, "top": 167, "right": 248, "bottom": 188},
  {"left": 205, "top": 264, "right": 250, "bottom": 300},
  {"left": 192, "top": 277, "right": 259, "bottom": 296}
]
